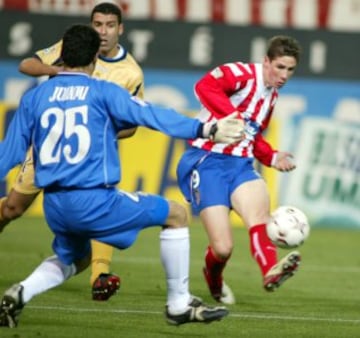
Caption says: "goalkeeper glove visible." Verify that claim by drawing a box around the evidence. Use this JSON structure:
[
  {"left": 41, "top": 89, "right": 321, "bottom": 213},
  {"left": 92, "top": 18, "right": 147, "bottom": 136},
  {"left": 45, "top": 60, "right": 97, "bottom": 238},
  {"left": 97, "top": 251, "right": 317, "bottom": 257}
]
[{"left": 202, "top": 112, "right": 245, "bottom": 144}]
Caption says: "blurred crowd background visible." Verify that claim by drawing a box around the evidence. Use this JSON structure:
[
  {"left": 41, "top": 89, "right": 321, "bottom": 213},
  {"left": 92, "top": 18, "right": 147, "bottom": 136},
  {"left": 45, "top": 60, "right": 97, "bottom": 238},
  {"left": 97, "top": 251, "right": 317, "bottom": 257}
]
[{"left": 0, "top": 0, "right": 359, "bottom": 228}]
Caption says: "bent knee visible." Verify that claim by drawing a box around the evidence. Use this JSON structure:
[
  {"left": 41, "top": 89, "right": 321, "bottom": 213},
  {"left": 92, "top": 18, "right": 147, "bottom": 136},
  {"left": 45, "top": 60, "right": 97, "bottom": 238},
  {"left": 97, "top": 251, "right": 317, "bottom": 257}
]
[
  {"left": 211, "top": 242, "right": 233, "bottom": 260},
  {"left": 165, "top": 201, "right": 188, "bottom": 228}
]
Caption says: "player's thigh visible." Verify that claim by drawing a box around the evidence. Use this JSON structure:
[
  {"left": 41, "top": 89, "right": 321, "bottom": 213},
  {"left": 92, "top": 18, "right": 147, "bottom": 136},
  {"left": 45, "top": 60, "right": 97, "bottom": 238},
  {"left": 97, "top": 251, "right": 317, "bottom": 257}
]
[
  {"left": 45, "top": 189, "right": 170, "bottom": 257},
  {"left": 115, "top": 190, "right": 170, "bottom": 228},
  {"left": 43, "top": 202, "right": 91, "bottom": 265},
  {"left": 94, "top": 190, "right": 170, "bottom": 249},
  {"left": 52, "top": 232, "right": 91, "bottom": 266},
  {"left": 192, "top": 163, "right": 232, "bottom": 213},
  {"left": 231, "top": 178, "right": 270, "bottom": 228},
  {"left": 178, "top": 149, "right": 232, "bottom": 212}
]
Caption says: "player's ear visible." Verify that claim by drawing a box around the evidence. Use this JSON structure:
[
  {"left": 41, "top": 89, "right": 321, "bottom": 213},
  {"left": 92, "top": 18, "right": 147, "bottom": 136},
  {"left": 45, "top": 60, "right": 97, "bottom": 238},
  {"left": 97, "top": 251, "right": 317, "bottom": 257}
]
[
  {"left": 263, "top": 56, "right": 270, "bottom": 66},
  {"left": 118, "top": 23, "right": 124, "bottom": 36}
]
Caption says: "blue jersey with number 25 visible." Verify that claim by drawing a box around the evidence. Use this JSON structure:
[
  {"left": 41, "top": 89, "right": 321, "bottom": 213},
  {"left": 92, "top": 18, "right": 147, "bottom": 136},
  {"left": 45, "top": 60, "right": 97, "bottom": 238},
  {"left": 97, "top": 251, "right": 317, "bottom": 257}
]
[{"left": 0, "top": 72, "right": 201, "bottom": 188}]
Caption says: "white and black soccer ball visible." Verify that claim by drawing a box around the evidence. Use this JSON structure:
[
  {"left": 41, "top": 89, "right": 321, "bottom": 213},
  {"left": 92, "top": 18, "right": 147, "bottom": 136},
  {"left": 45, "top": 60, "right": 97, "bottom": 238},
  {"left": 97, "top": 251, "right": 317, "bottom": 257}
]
[{"left": 266, "top": 206, "right": 310, "bottom": 249}]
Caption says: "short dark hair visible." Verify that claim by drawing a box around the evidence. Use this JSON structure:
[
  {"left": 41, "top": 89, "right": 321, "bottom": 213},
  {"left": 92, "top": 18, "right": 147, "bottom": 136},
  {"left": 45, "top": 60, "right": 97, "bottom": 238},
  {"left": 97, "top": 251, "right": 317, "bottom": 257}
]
[
  {"left": 90, "top": 2, "right": 122, "bottom": 23},
  {"left": 266, "top": 35, "right": 301, "bottom": 63},
  {"left": 61, "top": 24, "right": 100, "bottom": 67}
]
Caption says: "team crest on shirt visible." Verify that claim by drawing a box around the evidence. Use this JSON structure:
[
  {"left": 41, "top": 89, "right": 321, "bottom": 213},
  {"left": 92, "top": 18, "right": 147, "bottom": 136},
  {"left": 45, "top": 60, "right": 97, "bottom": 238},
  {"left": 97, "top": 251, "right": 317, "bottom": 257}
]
[{"left": 210, "top": 67, "right": 224, "bottom": 79}]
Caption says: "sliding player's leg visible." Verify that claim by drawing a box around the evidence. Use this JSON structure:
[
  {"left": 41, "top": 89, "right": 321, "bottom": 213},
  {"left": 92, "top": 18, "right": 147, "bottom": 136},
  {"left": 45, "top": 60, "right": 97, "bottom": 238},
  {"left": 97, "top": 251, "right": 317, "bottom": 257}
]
[
  {"left": 160, "top": 200, "right": 229, "bottom": 325},
  {"left": 87, "top": 189, "right": 229, "bottom": 325},
  {"left": 0, "top": 254, "right": 83, "bottom": 328}
]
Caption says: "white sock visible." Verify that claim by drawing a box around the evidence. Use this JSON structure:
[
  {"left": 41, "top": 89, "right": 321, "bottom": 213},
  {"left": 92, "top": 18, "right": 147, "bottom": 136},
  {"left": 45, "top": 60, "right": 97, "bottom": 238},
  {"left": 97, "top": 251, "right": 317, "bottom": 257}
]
[
  {"left": 20, "top": 255, "right": 76, "bottom": 303},
  {"left": 160, "top": 227, "right": 191, "bottom": 314}
]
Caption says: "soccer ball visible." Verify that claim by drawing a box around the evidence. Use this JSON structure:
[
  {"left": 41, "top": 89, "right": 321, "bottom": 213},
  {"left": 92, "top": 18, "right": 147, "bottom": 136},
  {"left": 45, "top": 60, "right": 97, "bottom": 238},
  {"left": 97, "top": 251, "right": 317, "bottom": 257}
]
[{"left": 266, "top": 206, "right": 310, "bottom": 249}]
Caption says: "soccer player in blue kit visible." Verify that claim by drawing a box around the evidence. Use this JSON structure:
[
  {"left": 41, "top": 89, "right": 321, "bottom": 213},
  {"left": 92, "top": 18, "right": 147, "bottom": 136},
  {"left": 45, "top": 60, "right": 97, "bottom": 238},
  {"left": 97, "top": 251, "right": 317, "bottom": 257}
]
[
  {"left": 7, "top": 2, "right": 146, "bottom": 301},
  {"left": 0, "top": 24, "right": 245, "bottom": 328}
]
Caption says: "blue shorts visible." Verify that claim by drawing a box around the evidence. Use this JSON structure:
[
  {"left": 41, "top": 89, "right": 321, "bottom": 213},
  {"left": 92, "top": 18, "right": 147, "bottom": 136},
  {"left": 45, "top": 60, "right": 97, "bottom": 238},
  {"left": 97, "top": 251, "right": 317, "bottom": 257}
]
[
  {"left": 177, "top": 148, "right": 261, "bottom": 214},
  {"left": 43, "top": 187, "right": 169, "bottom": 265}
]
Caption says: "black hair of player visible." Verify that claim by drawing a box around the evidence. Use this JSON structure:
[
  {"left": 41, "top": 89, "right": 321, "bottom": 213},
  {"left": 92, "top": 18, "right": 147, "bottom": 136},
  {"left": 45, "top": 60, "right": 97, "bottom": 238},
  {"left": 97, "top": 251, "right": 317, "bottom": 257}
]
[
  {"left": 267, "top": 35, "right": 302, "bottom": 63},
  {"left": 91, "top": 2, "right": 122, "bottom": 24},
  {"left": 61, "top": 24, "right": 100, "bottom": 68}
]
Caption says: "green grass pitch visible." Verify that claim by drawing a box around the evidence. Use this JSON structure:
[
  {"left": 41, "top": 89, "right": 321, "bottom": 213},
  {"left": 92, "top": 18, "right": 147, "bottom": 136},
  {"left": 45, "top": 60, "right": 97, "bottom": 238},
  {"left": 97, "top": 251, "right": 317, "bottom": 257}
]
[{"left": 0, "top": 217, "right": 359, "bottom": 338}]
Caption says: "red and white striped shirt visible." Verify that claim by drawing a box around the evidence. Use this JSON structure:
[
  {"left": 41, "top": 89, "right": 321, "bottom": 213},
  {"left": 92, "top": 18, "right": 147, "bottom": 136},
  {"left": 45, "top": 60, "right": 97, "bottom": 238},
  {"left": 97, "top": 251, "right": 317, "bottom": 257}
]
[{"left": 190, "top": 62, "right": 278, "bottom": 165}]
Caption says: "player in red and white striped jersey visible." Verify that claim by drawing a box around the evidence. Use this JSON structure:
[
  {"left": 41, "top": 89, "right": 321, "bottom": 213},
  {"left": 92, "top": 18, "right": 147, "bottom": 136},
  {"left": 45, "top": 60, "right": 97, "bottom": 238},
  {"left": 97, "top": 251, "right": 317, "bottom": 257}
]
[{"left": 177, "top": 35, "right": 301, "bottom": 304}]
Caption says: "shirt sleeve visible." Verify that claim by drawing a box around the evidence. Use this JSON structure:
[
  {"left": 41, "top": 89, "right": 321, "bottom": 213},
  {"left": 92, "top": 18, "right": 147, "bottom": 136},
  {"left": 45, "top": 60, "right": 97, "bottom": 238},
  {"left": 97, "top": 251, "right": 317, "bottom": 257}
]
[
  {"left": 35, "top": 40, "right": 63, "bottom": 66},
  {"left": 253, "top": 133, "right": 277, "bottom": 167},
  {"left": 0, "top": 94, "right": 33, "bottom": 179},
  {"left": 104, "top": 82, "right": 202, "bottom": 140},
  {"left": 126, "top": 69, "right": 144, "bottom": 99},
  {"left": 194, "top": 63, "right": 252, "bottom": 119}
]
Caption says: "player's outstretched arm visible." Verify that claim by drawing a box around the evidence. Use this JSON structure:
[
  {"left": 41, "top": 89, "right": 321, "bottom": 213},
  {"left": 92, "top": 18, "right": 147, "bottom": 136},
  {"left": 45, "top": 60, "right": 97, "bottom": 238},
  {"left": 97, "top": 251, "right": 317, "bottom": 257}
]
[
  {"left": 108, "top": 88, "right": 245, "bottom": 144},
  {"left": 19, "top": 57, "right": 63, "bottom": 77}
]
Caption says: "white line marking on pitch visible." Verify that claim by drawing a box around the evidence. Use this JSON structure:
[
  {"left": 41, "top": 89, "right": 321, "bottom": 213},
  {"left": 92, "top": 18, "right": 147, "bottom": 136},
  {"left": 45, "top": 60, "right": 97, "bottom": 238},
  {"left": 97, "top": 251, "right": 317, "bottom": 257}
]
[
  {"left": 111, "top": 257, "right": 360, "bottom": 273},
  {"left": 28, "top": 305, "right": 360, "bottom": 324}
]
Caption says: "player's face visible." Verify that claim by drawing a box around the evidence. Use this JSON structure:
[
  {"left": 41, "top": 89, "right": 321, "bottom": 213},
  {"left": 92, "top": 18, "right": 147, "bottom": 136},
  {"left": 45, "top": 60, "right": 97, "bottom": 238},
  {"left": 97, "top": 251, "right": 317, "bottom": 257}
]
[
  {"left": 91, "top": 13, "right": 124, "bottom": 58},
  {"left": 263, "top": 55, "right": 297, "bottom": 89}
]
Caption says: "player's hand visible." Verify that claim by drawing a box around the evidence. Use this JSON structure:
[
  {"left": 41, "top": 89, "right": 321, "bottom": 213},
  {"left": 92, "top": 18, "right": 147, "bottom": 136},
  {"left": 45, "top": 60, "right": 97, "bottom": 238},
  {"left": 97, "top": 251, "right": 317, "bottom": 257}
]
[
  {"left": 206, "top": 112, "right": 245, "bottom": 144},
  {"left": 273, "top": 152, "right": 296, "bottom": 172}
]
